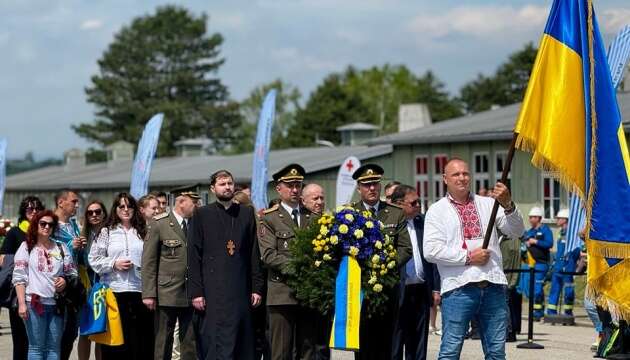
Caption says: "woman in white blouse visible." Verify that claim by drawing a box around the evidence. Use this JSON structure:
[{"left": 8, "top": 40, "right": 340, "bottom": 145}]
[
  {"left": 13, "top": 209, "right": 77, "bottom": 359},
  {"left": 88, "top": 193, "right": 154, "bottom": 360}
]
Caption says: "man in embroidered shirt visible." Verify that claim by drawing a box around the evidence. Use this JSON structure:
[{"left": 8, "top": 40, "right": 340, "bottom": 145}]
[{"left": 423, "top": 158, "right": 524, "bottom": 360}]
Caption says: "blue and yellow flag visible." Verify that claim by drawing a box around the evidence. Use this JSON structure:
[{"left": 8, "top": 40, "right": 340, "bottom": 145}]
[
  {"left": 515, "top": 0, "right": 630, "bottom": 318},
  {"left": 329, "top": 256, "right": 362, "bottom": 351}
]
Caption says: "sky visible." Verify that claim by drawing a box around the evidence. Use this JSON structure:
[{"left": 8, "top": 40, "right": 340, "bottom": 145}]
[{"left": 1, "top": 0, "right": 628, "bottom": 159}]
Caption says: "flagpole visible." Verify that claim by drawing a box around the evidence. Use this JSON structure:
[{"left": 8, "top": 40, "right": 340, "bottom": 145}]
[{"left": 482, "top": 132, "right": 518, "bottom": 249}]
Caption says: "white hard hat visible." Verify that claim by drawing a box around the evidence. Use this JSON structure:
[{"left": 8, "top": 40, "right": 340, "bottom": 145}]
[
  {"left": 528, "top": 206, "right": 544, "bottom": 217},
  {"left": 556, "top": 208, "right": 569, "bottom": 219}
]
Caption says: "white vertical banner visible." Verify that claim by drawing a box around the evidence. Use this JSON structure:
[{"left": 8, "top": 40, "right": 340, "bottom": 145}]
[
  {"left": 336, "top": 156, "right": 360, "bottom": 207},
  {"left": 0, "top": 138, "right": 6, "bottom": 214},
  {"left": 130, "top": 113, "right": 164, "bottom": 199}
]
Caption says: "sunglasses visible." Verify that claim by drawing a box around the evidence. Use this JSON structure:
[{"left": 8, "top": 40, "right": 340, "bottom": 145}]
[
  {"left": 38, "top": 221, "right": 54, "bottom": 229},
  {"left": 87, "top": 209, "right": 103, "bottom": 217},
  {"left": 26, "top": 207, "right": 42, "bottom": 213}
]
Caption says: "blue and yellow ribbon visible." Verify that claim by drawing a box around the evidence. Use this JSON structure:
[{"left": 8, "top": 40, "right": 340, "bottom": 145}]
[{"left": 329, "top": 256, "right": 362, "bottom": 351}]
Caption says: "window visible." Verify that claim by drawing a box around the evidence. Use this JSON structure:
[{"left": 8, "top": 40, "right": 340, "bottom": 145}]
[
  {"left": 473, "top": 152, "right": 490, "bottom": 195},
  {"left": 542, "top": 174, "right": 561, "bottom": 219},
  {"left": 495, "top": 151, "right": 511, "bottom": 188},
  {"left": 433, "top": 154, "right": 448, "bottom": 199},
  {"left": 414, "top": 155, "right": 429, "bottom": 212}
]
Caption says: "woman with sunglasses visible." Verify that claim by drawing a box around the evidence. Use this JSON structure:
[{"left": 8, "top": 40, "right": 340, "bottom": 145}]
[
  {"left": 0, "top": 196, "right": 44, "bottom": 360},
  {"left": 77, "top": 200, "right": 108, "bottom": 360},
  {"left": 12, "top": 209, "right": 77, "bottom": 360},
  {"left": 88, "top": 193, "right": 154, "bottom": 359}
]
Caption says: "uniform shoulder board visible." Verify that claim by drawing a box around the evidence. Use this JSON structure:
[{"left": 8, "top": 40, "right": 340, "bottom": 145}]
[
  {"left": 262, "top": 205, "right": 279, "bottom": 215},
  {"left": 153, "top": 212, "right": 169, "bottom": 220}
]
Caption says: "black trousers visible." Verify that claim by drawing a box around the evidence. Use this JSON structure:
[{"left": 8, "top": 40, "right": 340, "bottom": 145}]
[
  {"left": 60, "top": 307, "right": 78, "bottom": 360},
  {"left": 154, "top": 306, "right": 196, "bottom": 360},
  {"left": 9, "top": 307, "right": 28, "bottom": 360},
  {"left": 101, "top": 292, "right": 154, "bottom": 360},
  {"left": 392, "top": 283, "right": 431, "bottom": 360},
  {"left": 355, "top": 284, "right": 400, "bottom": 360},
  {"left": 252, "top": 303, "right": 271, "bottom": 360},
  {"left": 506, "top": 287, "right": 522, "bottom": 334},
  {"left": 267, "top": 305, "right": 324, "bottom": 360}
]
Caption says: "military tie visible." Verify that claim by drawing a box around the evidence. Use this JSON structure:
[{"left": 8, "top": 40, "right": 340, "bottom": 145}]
[
  {"left": 291, "top": 209, "right": 299, "bottom": 227},
  {"left": 370, "top": 206, "right": 378, "bottom": 216},
  {"left": 181, "top": 219, "right": 188, "bottom": 235}
]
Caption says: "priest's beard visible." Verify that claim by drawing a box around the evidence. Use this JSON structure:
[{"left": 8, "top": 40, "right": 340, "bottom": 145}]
[{"left": 216, "top": 193, "right": 234, "bottom": 202}]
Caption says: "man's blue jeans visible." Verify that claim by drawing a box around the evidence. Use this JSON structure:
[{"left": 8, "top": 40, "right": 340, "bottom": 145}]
[
  {"left": 24, "top": 303, "right": 64, "bottom": 360},
  {"left": 439, "top": 283, "right": 508, "bottom": 360}
]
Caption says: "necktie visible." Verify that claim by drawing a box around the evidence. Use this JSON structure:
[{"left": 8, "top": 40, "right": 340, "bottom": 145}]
[
  {"left": 370, "top": 206, "right": 377, "bottom": 216},
  {"left": 182, "top": 220, "right": 188, "bottom": 235},
  {"left": 291, "top": 209, "right": 299, "bottom": 227}
]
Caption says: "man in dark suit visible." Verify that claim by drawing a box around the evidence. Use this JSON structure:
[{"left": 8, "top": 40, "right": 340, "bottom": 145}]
[{"left": 391, "top": 184, "right": 441, "bottom": 360}]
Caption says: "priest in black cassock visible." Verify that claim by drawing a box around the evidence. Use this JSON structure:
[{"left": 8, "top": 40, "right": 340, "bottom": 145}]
[{"left": 188, "top": 169, "right": 265, "bottom": 360}]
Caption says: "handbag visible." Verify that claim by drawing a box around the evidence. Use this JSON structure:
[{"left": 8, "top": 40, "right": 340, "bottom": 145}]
[
  {"left": 54, "top": 242, "right": 86, "bottom": 315},
  {"left": 89, "top": 288, "right": 124, "bottom": 346},
  {"left": 79, "top": 282, "right": 108, "bottom": 335}
]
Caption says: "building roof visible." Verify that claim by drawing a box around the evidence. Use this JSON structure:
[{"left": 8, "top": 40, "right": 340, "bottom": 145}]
[
  {"left": 368, "top": 92, "right": 630, "bottom": 146},
  {"left": 336, "top": 122, "right": 380, "bottom": 131},
  {"left": 6, "top": 145, "right": 392, "bottom": 191}
]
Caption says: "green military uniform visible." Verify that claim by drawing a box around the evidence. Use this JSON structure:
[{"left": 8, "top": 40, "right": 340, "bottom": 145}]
[
  {"left": 258, "top": 164, "right": 322, "bottom": 360},
  {"left": 349, "top": 164, "right": 412, "bottom": 360},
  {"left": 142, "top": 186, "right": 198, "bottom": 360}
]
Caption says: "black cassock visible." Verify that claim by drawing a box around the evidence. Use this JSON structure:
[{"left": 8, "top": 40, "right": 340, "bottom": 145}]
[{"left": 188, "top": 202, "right": 264, "bottom": 360}]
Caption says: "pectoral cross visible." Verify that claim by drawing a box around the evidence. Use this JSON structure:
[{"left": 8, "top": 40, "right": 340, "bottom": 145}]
[{"left": 227, "top": 240, "right": 236, "bottom": 256}]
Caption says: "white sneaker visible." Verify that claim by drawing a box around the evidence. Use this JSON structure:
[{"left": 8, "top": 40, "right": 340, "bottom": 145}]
[{"left": 430, "top": 327, "right": 442, "bottom": 336}]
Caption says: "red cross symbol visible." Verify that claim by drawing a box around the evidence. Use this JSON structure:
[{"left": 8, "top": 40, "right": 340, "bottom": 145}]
[{"left": 345, "top": 160, "right": 354, "bottom": 172}]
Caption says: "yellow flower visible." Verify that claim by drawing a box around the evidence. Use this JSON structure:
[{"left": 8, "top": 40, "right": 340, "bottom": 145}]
[
  {"left": 363, "top": 210, "right": 371, "bottom": 218},
  {"left": 368, "top": 276, "right": 377, "bottom": 285},
  {"left": 371, "top": 255, "right": 380, "bottom": 264},
  {"left": 387, "top": 261, "right": 396, "bottom": 269},
  {"left": 344, "top": 213, "right": 354, "bottom": 222},
  {"left": 365, "top": 221, "right": 374, "bottom": 229},
  {"left": 380, "top": 264, "right": 386, "bottom": 270},
  {"left": 354, "top": 229, "right": 364, "bottom": 239},
  {"left": 338, "top": 224, "right": 349, "bottom": 234},
  {"left": 349, "top": 246, "right": 359, "bottom": 256},
  {"left": 389, "top": 251, "right": 396, "bottom": 258},
  {"left": 336, "top": 206, "right": 345, "bottom": 212},
  {"left": 320, "top": 226, "right": 328, "bottom": 236},
  {"left": 375, "top": 240, "right": 382, "bottom": 249},
  {"left": 311, "top": 240, "right": 317, "bottom": 245},
  {"left": 323, "top": 254, "right": 332, "bottom": 261},
  {"left": 373, "top": 284, "right": 383, "bottom": 292},
  {"left": 379, "top": 221, "right": 385, "bottom": 230},
  {"left": 380, "top": 270, "right": 387, "bottom": 276},
  {"left": 314, "top": 246, "right": 323, "bottom": 252},
  {"left": 329, "top": 235, "right": 339, "bottom": 245},
  {"left": 324, "top": 245, "right": 330, "bottom": 251},
  {"left": 314, "top": 260, "right": 322, "bottom": 267}
]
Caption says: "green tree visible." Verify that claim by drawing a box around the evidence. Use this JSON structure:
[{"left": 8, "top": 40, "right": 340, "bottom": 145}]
[
  {"left": 287, "top": 74, "right": 371, "bottom": 146},
  {"left": 460, "top": 42, "right": 538, "bottom": 113},
  {"left": 415, "top": 70, "right": 462, "bottom": 121},
  {"left": 73, "top": 6, "right": 240, "bottom": 155},
  {"left": 231, "top": 79, "right": 302, "bottom": 153}
]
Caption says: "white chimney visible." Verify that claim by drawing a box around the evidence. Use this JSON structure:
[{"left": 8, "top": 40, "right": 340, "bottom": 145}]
[
  {"left": 398, "top": 104, "right": 432, "bottom": 132},
  {"left": 63, "top": 148, "right": 86, "bottom": 171}
]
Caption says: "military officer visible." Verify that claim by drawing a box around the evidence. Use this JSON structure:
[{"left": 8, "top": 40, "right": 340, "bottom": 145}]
[
  {"left": 349, "top": 164, "right": 412, "bottom": 360},
  {"left": 142, "top": 185, "right": 198, "bottom": 360},
  {"left": 258, "top": 164, "right": 323, "bottom": 360}
]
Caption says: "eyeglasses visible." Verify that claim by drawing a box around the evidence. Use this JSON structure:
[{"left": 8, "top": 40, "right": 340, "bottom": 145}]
[
  {"left": 38, "top": 221, "right": 54, "bottom": 229},
  {"left": 117, "top": 204, "right": 134, "bottom": 210},
  {"left": 87, "top": 209, "right": 103, "bottom": 217},
  {"left": 408, "top": 200, "right": 420, "bottom": 207},
  {"left": 26, "top": 207, "right": 38, "bottom": 213}
]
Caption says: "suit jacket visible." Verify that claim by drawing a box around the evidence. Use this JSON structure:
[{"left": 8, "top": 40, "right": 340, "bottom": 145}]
[
  {"left": 258, "top": 204, "right": 316, "bottom": 306},
  {"left": 406, "top": 216, "right": 440, "bottom": 299},
  {"left": 142, "top": 211, "right": 189, "bottom": 307}
]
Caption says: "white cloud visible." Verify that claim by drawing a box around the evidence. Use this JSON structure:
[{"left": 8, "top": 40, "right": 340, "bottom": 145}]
[
  {"left": 270, "top": 47, "right": 338, "bottom": 71},
  {"left": 211, "top": 12, "right": 246, "bottom": 30},
  {"left": 80, "top": 19, "right": 104, "bottom": 30},
  {"left": 406, "top": 5, "right": 548, "bottom": 40},
  {"left": 600, "top": 8, "right": 630, "bottom": 34}
]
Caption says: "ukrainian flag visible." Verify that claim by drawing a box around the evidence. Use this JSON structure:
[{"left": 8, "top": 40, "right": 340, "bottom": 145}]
[
  {"left": 515, "top": 0, "right": 630, "bottom": 318},
  {"left": 329, "top": 256, "right": 362, "bottom": 351}
]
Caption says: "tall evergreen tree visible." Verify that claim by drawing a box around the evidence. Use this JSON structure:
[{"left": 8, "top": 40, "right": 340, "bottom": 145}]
[{"left": 73, "top": 6, "right": 240, "bottom": 155}]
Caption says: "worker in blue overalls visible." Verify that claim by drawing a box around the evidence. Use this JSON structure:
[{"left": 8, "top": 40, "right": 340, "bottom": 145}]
[
  {"left": 523, "top": 206, "right": 553, "bottom": 321},
  {"left": 547, "top": 208, "right": 581, "bottom": 316}
]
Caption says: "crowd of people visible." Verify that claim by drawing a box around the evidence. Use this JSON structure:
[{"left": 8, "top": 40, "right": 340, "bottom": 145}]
[{"left": 0, "top": 157, "right": 602, "bottom": 360}]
